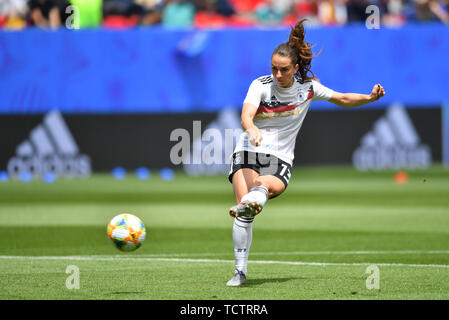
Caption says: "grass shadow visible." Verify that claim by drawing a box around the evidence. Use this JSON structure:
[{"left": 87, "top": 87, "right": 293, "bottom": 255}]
[
  {"left": 110, "top": 291, "right": 145, "bottom": 295},
  {"left": 245, "top": 277, "right": 305, "bottom": 287}
]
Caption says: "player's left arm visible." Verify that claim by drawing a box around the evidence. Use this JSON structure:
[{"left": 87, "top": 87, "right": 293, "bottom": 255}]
[{"left": 329, "top": 84, "right": 386, "bottom": 108}]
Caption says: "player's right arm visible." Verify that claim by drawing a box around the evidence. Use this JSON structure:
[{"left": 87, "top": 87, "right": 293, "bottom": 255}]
[
  {"left": 242, "top": 78, "right": 266, "bottom": 147},
  {"left": 241, "top": 103, "right": 262, "bottom": 147}
]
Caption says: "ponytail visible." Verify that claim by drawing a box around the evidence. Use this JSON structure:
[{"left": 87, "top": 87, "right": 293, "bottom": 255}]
[{"left": 272, "top": 19, "right": 320, "bottom": 81}]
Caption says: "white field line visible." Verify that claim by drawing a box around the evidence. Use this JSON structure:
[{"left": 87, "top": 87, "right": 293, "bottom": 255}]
[
  {"left": 0, "top": 255, "right": 449, "bottom": 269},
  {"left": 125, "top": 250, "right": 449, "bottom": 257}
]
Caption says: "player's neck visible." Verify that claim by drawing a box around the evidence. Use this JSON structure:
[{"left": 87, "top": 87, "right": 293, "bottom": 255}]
[{"left": 277, "top": 78, "right": 294, "bottom": 89}]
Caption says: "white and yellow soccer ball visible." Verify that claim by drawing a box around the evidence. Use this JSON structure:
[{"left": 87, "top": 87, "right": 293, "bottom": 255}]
[{"left": 107, "top": 214, "right": 146, "bottom": 252}]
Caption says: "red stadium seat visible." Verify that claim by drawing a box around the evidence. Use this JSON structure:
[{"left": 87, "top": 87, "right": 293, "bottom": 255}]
[
  {"left": 0, "top": 15, "right": 7, "bottom": 27},
  {"left": 194, "top": 12, "right": 255, "bottom": 29},
  {"left": 293, "top": 1, "right": 318, "bottom": 17},
  {"left": 194, "top": 12, "right": 228, "bottom": 28},
  {"left": 229, "top": 0, "right": 265, "bottom": 13},
  {"left": 226, "top": 15, "right": 255, "bottom": 27},
  {"left": 103, "top": 15, "right": 140, "bottom": 29}
]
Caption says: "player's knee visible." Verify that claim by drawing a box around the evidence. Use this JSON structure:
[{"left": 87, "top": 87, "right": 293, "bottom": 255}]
[
  {"left": 269, "top": 185, "right": 285, "bottom": 197},
  {"left": 253, "top": 178, "right": 268, "bottom": 190},
  {"left": 253, "top": 177, "right": 282, "bottom": 195}
]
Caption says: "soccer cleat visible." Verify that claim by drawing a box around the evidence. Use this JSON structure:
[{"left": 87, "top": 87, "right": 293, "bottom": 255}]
[
  {"left": 229, "top": 201, "right": 263, "bottom": 218},
  {"left": 226, "top": 270, "right": 247, "bottom": 286}
]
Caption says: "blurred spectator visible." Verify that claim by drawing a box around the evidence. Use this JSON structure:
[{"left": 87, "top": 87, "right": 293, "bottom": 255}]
[
  {"left": 0, "top": 0, "right": 29, "bottom": 29},
  {"left": 228, "top": 0, "right": 264, "bottom": 13},
  {"left": 318, "top": 0, "right": 338, "bottom": 24},
  {"left": 162, "top": 0, "right": 195, "bottom": 27},
  {"left": 103, "top": 0, "right": 148, "bottom": 17},
  {"left": 103, "top": 0, "right": 147, "bottom": 27},
  {"left": 283, "top": 0, "right": 319, "bottom": 26},
  {"left": 2, "top": 0, "right": 448, "bottom": 29},
  {"left": 333, "top": 0, "right": 349, "bottom": 24},
  {"left": 193, "top": 0, "right": 255, "bottom": 28},
  {"left": 346, "top": 0, "right": 370, "bottom": 21},
  {"left": 403, "top": 0, "right": 449, "bottom": 23},
  {"left": 29, "top": 0, "right": 62, "bottom": 29},
  {"left": 381, "top": 0, "right": 407, "bottom": 26},
  {"left": 29, "top": 0, "right": 73, "bottom": 29},
  {"left": 102, "top": 0, "right": 166, "bottom": 27},
  {"left": 138, "top": 0, "right": 165, "bottom": 25},
  {"left": 255, "top": 0, "right": 292, "bottom": 25},
  {"left": 194, "top": 0, "right": 230, "bottom": 27},
  {"left": 214, "top": 0, "right": 235, "bottom": 16}
]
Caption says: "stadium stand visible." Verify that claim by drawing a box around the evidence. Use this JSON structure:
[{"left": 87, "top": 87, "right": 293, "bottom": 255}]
[{"left": 0, "top": 0, "right": 448, "bottom": 30}]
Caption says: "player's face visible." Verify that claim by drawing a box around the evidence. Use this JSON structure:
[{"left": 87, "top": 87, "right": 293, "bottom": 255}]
[{"left": 271, "top": 54, "right": 299, "bottom": 88}]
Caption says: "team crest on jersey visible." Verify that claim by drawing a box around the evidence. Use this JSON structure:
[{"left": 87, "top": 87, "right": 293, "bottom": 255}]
[{"left": 234, "top": 154, "right": 241, "bottom": 165}]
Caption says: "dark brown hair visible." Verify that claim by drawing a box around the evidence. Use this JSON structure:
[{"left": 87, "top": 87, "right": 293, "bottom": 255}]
[{"left": 272, "top": 19, "right": 319, "bottom": 81}]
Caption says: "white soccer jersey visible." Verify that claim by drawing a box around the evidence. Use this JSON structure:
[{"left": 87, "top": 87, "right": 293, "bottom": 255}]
[{"left": 234, "top": 74, "right": 335, "bottom": 165}]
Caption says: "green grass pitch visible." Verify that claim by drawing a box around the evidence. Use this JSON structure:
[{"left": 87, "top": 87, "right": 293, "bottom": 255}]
[{"left": 0, "top": 166, "right": 449, "bottom": 300}]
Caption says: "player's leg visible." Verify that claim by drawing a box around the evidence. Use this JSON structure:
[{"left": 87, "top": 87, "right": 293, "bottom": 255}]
[
  {"left": 229, "top": 152, "right": 264, "bottom": 217},
  {"left": 226, "top": 153, "right": 291, "bottom": 286},
  {"left": 230, "top": 153, "right": 290, "bottom": 218},
  {"left": 253, "top": 174, "right": 287, "bottom": 199},
  {"left": 231, "top": 168, "right": 259, "bottom": 203},
  {"left": 229, "top": 172, "right": 286, "bottom": 218},
  {"left": 227, "top": 171, "right": 286, "bottom": 286},
  {"left": 227, "top": 168, "right": 258, "bottom": 286}
]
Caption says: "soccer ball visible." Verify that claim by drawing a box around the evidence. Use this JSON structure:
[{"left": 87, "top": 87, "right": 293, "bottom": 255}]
[{"left": 107, "top": 213, "right": 146, "bottom": 252}]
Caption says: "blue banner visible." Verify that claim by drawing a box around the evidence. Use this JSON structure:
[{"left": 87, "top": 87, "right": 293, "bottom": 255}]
[{"left": 0, "top": 24, "right": 448, "bottom": 114}]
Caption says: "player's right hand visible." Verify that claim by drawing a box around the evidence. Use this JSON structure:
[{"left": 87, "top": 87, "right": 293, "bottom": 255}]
[{"left": 247, "top": 127, "right": 262, "bottom": 147}]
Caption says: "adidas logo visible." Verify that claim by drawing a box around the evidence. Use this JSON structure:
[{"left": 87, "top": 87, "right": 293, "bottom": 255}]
[
  {"left": 269, "top": 95, "right": 281, "bottom": 108},
  {"left": 352, "top": 104, "right": 432, "bottom": 170},
  {"left": 7, "top": 110, "right": 91, "bottom": 179}
]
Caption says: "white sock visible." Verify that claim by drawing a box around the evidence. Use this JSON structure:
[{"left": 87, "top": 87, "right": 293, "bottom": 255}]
[
  {"left": 233, "top": 218, "right": 253, "bottom": 275},
  {"left": 245, "top": 222, "right": 253, "bottom": 268},
  {"left": 240, "top": 186, "right": 269, "bottom": 206},
  {"left": 232, "top": 186, "right": 267, "bottom": 275}
]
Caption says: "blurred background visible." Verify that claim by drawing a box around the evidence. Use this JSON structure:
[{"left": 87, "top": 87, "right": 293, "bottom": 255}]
[
  {"left": 1, "top": 2, "right": 449, "bottom": 301},
  {"left": 0, "top": 0, "right": 448, "bottom": 181}
]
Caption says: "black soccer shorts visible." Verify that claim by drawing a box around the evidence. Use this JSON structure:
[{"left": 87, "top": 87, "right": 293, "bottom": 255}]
[{"left": 228, "top": 151, "right": 292, "bottom": 189}]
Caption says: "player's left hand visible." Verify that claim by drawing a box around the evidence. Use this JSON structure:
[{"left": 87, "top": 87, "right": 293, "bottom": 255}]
[{"left": 370, "top": 84, "right": 386, "bottom": 101}]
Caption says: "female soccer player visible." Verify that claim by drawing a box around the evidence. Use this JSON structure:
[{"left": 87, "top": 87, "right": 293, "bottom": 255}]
[{"left": 226, "top": 19, "right": 386, "bottom": 286}]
